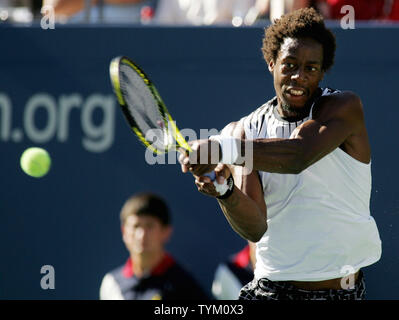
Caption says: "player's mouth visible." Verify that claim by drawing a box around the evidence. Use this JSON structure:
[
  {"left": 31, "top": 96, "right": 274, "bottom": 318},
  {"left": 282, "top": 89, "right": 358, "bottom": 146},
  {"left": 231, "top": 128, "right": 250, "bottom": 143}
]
[{"left": 284, "top": 87, "right": 308, "bottom": 104}]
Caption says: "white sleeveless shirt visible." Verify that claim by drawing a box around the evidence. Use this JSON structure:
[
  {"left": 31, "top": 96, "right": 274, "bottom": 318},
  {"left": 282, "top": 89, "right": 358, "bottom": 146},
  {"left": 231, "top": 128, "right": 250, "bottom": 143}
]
[{"left": 241, "top": 88, "right": 382, "bottom": 281}]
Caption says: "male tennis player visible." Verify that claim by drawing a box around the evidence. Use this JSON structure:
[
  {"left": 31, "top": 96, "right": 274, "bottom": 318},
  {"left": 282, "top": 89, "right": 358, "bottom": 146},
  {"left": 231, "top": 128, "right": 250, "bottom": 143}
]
[{"left": 179, "top": 7, "right": 381, "bottom": 300}]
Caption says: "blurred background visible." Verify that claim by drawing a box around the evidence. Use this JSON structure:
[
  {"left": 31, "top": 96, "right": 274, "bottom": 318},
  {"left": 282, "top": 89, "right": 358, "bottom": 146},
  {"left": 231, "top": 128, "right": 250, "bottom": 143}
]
[
  {"left": 2, "top": 0, "right": 399, "bottom": 25},
  {"left": 0, "top": 0, "right": 398, "bottom": 299}
]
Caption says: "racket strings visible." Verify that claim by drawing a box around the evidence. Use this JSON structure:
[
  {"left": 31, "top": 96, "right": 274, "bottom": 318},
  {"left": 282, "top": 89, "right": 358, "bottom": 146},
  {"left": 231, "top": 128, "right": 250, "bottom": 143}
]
[{"left": 119, "top": 64, "right": 170, "bottom": 151}]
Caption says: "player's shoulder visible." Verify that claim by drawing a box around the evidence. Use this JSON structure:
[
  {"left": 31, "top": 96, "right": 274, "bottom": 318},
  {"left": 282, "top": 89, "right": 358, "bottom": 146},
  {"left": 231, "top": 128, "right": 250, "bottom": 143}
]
[
  {"left": 221, "top": 121, "right": 237, "bottom": 134},
  {"left": 314, "top": 89, "right": 364, "bottom": 119},
  {"left": 321, "top": 89, "right": 361, "bottom": 104},
  {"left": 221, "top": 121, "right": 244, "bottom": 138}
]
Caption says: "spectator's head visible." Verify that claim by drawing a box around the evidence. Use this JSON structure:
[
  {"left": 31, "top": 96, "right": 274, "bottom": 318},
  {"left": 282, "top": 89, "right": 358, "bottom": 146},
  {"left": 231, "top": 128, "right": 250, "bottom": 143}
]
[
  {"left": 120, "top": 193, "right": 172, "bottom": 256},
  {"left": 262, "top": 7, "right": 336, "bottom": 72}
]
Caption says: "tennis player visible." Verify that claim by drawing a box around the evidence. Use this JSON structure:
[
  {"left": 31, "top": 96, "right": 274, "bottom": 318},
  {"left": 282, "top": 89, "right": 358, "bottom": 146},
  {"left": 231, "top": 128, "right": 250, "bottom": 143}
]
[{"left": 179, "top": 7, "right": 381, "bottom": 300}]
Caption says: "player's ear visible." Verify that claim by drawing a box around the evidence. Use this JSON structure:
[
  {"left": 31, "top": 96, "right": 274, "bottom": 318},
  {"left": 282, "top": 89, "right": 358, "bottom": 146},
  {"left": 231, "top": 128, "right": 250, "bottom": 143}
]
[{"left": 268, "top": 60, "right": 275, "bottom": 73}]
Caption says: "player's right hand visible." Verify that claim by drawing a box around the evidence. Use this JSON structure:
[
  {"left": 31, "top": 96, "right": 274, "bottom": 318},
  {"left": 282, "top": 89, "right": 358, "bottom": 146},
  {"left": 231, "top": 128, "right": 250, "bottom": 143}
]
[
  {"left": 194, "top": 163, "right": 231, "bottom": 198},
  {"left": 178, "top": 139, "right": 221, "bottom": 176}
]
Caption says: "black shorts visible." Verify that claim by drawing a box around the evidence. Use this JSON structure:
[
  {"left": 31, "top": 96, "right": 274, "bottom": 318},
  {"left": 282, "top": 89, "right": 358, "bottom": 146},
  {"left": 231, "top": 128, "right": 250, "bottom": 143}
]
[{"left": 238, "top": 271, "right": 366, "bottom": 300}]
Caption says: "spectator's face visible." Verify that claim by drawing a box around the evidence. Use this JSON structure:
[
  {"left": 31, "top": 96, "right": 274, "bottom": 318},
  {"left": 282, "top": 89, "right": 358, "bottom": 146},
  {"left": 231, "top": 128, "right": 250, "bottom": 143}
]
[
  {"left": 122, "top": 214, "right": 171, "bottom": 256},
  {"left": 268, "top": 37, "right": 324, "bottom": 116}
]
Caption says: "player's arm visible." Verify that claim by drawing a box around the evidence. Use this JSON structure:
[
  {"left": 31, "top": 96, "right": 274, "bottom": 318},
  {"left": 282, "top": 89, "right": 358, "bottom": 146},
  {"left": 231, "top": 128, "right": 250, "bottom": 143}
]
[
  {"left": 246, "top": 91, "right": 369, "bottom": 173},
  {"left": 182, "top": 91, "right": 368, "bottom": 176},
  {"left": 195, "top": 121, "right": 267, "bottom": 242},
  {"left": 217, "top": 167, "right": 267, "bottom": 242}
]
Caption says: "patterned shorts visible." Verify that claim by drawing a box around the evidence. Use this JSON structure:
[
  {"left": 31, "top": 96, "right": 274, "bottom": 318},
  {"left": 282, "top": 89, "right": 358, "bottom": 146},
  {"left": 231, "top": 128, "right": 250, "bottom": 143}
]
[{"left": 238, "top": 271, "right": 366, "bottom": 300}]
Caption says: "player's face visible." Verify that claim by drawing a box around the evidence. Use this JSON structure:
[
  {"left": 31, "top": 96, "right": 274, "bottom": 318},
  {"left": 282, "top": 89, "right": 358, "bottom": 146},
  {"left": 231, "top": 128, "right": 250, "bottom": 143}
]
[
  {"left": 269, "top": 37, "right": 324, "bottom": 118},
  {"left": 122, "top": 214, "right": 171, "bottom": 256}
]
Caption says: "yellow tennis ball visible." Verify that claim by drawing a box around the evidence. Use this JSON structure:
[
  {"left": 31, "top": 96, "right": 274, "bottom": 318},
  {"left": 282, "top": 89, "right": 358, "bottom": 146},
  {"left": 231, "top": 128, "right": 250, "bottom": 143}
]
[{"left": 20, "top": 147, "right": 51, "bottom": 178}]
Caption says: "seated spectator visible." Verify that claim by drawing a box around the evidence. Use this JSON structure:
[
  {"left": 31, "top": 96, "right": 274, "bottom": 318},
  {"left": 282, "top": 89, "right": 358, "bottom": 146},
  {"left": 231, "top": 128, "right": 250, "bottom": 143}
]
[
  {"left": 99, "top": 192, "right": 209, "bottom": 300},
  {"left": 212, "top": 242, "right": 256, "bottom": 300},
  {"left": 384, "top": 0, "right": 399, "bottom": 21},
  {"left": 42, "top": 0, "right": 157, "bottom": 23},
  {"left": 0, "top": 0, "right": 12, "bottom": 8},
  {"left": 268, "top": 0, "right": 312, "bottom": 21},
  {"left": 312, "top": 0, "right": 399, "bottom": 22},
  {"left": 154, "top": 0, "right": 258, "bottom": 26},
  {"left": 318, "top": 0, "right": 385, "bottom": 20}
]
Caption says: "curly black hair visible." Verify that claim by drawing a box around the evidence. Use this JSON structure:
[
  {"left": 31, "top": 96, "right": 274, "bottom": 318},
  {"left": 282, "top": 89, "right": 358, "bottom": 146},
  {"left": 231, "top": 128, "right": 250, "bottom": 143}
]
[{"left": 262, "top": 7, "right": 336, "bottom": 72}]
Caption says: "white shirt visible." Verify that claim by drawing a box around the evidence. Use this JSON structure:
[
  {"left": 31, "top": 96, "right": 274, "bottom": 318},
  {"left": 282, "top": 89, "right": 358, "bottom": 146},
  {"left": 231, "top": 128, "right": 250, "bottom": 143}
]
[{"left": 242, "top": 88, "right": 382, "bottom": 281}]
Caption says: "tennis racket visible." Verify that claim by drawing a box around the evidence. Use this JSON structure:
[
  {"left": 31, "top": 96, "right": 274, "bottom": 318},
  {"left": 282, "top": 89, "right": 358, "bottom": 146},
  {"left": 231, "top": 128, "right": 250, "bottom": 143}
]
[{"left": 109, "top": 56, "right": 227, "bottom": 192}]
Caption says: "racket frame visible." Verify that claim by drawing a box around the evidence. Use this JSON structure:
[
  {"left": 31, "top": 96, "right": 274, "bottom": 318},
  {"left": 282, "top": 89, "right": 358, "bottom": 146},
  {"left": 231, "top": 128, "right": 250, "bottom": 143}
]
[{"left": 110, "top": 56, "right": 191, "bottom": 154}]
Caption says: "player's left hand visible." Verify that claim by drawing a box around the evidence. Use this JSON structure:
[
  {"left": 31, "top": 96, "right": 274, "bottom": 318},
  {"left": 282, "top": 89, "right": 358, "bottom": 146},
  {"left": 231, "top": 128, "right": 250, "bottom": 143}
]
[{"left": 179, "top": 139, "right": 221, "bottom": 176}]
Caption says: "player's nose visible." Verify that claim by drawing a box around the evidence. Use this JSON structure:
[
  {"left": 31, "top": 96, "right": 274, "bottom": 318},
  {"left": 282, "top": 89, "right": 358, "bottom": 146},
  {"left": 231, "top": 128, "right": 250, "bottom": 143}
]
[{"left": 291, "top": 67, "right": 307, "bottom": 82}]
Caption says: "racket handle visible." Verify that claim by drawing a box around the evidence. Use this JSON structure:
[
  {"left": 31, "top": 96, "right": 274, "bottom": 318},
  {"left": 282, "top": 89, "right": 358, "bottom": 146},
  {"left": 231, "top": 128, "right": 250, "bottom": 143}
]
[{"left": 204, "top": 172, "right": 229, "bottom": 195}]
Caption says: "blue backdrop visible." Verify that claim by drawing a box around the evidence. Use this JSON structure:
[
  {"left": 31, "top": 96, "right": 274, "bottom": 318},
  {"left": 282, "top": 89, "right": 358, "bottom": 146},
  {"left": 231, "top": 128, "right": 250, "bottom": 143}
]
[{"left": 0, "top": 24, "right": 398, "bottom": 299}]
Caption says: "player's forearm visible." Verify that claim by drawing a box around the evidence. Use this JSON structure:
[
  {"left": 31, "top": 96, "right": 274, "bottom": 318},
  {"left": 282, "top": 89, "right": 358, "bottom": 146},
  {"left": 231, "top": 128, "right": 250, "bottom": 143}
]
[
  {"left": 240, "top": 138, "right": 307, "bottom": 174},
  {"left": 217, "top": 187, "right": 267, "bottom": 242}
]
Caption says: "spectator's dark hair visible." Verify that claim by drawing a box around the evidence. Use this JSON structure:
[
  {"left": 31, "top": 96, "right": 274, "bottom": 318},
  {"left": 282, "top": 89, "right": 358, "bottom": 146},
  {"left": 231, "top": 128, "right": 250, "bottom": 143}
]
[
  {"left": 262, "top": 7, "right": 336, "bottom": 72},
  {"left": 120, "top": 193, "right": 171, "bottom": 226}
]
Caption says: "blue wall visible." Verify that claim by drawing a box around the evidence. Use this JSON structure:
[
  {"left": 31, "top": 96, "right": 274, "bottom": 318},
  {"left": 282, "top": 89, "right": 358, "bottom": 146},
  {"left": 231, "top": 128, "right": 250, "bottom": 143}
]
[{"left": 0, "top": 24, "right": 398, "bottom": 299}]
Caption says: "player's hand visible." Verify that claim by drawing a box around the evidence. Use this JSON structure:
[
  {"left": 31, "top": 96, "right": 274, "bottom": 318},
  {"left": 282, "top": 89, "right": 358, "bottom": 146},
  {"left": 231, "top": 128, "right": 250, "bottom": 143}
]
[
  {"left": 194, "top": 164, "right": 231, "bottom": 197},
  {"left": 179, "top": 139, "right": 221, "bottom": 176}
]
